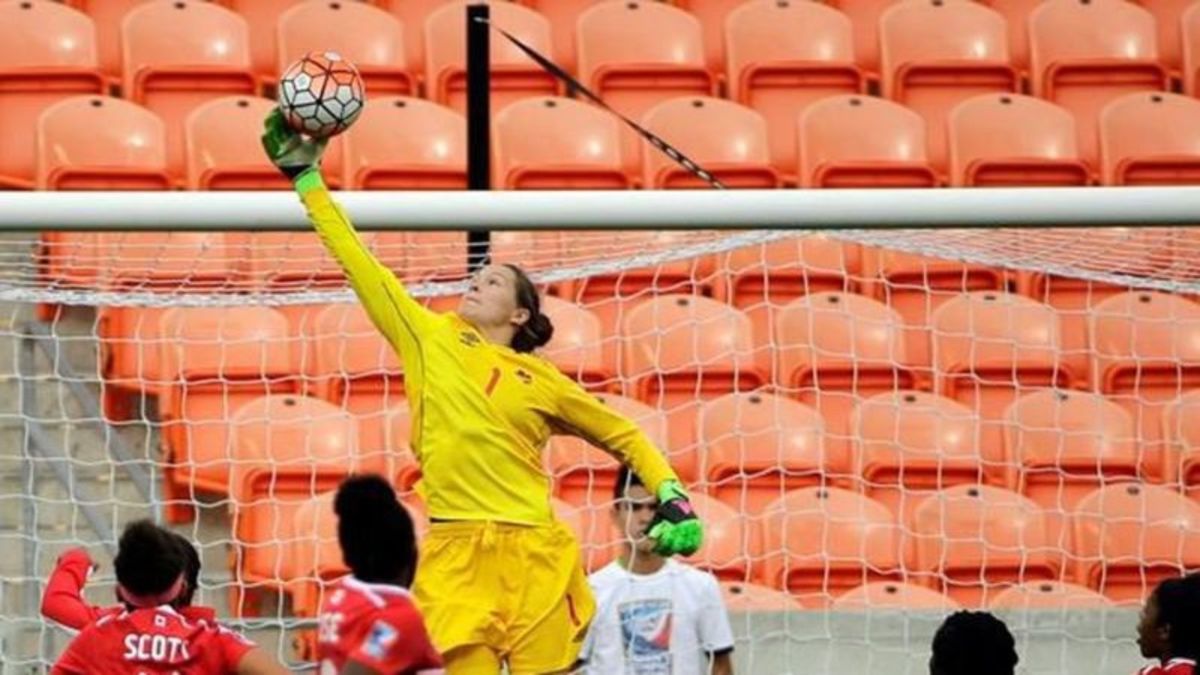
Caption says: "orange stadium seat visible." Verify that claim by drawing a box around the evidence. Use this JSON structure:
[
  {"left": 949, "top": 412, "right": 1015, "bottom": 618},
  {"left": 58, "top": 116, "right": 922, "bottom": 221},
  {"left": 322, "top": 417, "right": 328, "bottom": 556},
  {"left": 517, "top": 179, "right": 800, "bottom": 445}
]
[
  {"left": 1185, "top": 3, "right": 1200, "bottom": 96},
  {"left": 674, "top": 0, "right": 753, "bottom": 78},
  {"left": 1164, "top": 391, "right": 1200, "bottom": 494},
  {"left": 932, "top": 292, "right": 1072, "bottom": 460},
  {"left": 539, "top": 296, "right": 614, "bottom": 390},
  {"left": 948, "top": 94, "right": 1089, "bottom": 187},
  {"left": 1099, "top": 92, "right": 1200, "bottom": 186},
  {"left": 304, "top": 303, "right": 405, "bottom": 463},
  {"left": 879, "top": 0, "right": 1018, "bottom": 175},
  {"left": 1072, "top": 482, "right": 1200, "bottom": 604},
  {"left": 185, "top": 95, "right": 290, "bottom": 191},
  {"left": 987, "top": 580, "right": 1113, "bottom": 610},
  {"left": 775, "top": 292, "right": 917, "bottom": 475},
  {"left": 721, "top": 581, "right": 807, "bottom": 611},
  {"left": 1136, "top": 0, "right": 1194, "bottom": 79},
  {"left": 222, "top": 0, "right": 307, "bottom": 83},
  {"left": 555, "top": 498, "right": 622, "bottom": 572},
  {"left": 1029, "top": 0, "right": 1168, "bottom": 171},
  {"left": 156, "top": 307, "right": 299, "bottom": 522},
  {"left": 228, "top": 394, "right": 379, "bottom": 616},
  {"left": 724, "top": 0, "right": 864, "bottom": 183},
  {"left": 0, "top": 0, "right": 105, "bottom": 190},
  {"left": 978, "top": 0, "right": 1044, "bottom": 76},
  {"left": 824, "top": 0, "right": 902, "bottom": 82},
  {"left": 523, "top": 0, "right": 607, "bottom": 74},
  {"left": 908, "top": 484, "right": 1058, "bottom": 607},
  {"left": 121, "top": 0, "right": 258, "bottom": 182},
  {"left": 853, "top": 391, "right": 988, "bottom": 523},
  {"left": 833, "top": 581, "right": 961, "bottom": 611},
  {"left": 424, "top": 1, "right": 559, "bottom": 114},
  {"left": 548, "top": 393, "right": 667, "bottom": 508},
  {"left": 621, "top": 295, "right": 762, "bottom": 480},
  {"left": 697, "top": 392, "right": 828, "bottom": 514},
  {"left": 277, "top": 1, "right": 414, "bottom": 96},
  {"left": 373, "top": 0, "right": 457, "bottom": 90},
  {"left": 1092, "top": 292, "right": 1200, "bottom": 481},
  {"left": 1005, "top": 389, "right": 1137, "bottom": 515},
  {"left": 640, "top": 96, "right": 781, "bottom": 189},
  {"left": 683, "top": 493, "right": 754, "bottom": 582},
  {"left": 759, "top": 487, "right": 902, "bottom": 606},
  {"left": 493, "top": 96, "right": 629, "bottom": 189},
  {"left": 576, "top": 1, "right": 716, "bottom": 182},
  {"left": 797, "top": 95, "right": 939, "bottom": 188}
]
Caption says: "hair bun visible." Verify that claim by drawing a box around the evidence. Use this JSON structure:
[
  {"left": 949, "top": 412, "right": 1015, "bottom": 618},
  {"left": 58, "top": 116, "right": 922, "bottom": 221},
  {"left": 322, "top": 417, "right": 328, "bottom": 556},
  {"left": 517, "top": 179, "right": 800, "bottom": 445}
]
[
  {"left": 335, "top": 474, "right": 401, "bottom": 521},
  {"left": 527, "top": 312, "right": 554, "bottom": 349}
]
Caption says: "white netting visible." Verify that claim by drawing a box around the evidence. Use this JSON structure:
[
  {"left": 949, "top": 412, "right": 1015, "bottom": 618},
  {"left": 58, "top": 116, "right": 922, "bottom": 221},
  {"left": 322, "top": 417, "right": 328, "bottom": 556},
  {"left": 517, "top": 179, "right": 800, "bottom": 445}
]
[{"left": 9, "top": 224, "right": 1200, "bottom": 674}]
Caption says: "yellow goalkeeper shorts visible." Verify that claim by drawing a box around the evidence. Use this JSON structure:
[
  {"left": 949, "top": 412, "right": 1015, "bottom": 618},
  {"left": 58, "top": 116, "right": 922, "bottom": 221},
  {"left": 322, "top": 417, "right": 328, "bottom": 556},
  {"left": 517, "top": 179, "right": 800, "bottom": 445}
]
[{"left": 413, "top": 519, "right": 594, "bottom": 673}]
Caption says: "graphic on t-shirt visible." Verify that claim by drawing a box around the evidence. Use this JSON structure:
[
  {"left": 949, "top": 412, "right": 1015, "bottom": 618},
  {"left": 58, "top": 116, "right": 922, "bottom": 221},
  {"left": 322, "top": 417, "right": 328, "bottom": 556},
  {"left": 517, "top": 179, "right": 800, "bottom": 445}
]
[{"left": 618, "top": 598, "right": 673, "bottom": 675}]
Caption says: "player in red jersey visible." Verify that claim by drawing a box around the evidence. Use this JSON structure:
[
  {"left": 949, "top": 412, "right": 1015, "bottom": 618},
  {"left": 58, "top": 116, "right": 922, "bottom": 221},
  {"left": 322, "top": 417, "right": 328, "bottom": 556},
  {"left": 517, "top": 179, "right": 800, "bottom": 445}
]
[
  {"left": 317, "top": 475, "right": 443, "bottom": 675},
  {"left": 52, "top": 520, "right": 287, "bottom": 675},
  {"left": 42, "top": 531, "right": 208, "bottom": 630},
  {"left": 1138, "top": 574, "right": 1200, "bottom": 675}
]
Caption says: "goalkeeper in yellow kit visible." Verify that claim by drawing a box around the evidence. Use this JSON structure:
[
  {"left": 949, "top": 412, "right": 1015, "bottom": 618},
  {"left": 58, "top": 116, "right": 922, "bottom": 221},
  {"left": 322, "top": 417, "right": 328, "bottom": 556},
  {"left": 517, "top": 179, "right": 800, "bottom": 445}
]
[{"left": 262, "top": 110, "right": 703, "bottom": 674}]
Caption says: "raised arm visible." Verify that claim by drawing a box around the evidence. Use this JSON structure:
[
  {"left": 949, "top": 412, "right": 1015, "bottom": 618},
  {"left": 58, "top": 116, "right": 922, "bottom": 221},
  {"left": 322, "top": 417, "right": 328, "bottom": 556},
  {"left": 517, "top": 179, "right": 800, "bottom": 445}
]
[{"left": 40, "top": 548, "right": 102, "bottom": 631}]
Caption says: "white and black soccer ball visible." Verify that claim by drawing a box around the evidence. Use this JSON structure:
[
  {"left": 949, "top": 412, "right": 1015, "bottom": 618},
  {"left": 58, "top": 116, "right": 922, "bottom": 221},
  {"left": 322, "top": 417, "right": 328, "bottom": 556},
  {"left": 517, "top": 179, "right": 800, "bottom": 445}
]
[{"left": 278, "top": 51, "right": 365, "bottom": 139}]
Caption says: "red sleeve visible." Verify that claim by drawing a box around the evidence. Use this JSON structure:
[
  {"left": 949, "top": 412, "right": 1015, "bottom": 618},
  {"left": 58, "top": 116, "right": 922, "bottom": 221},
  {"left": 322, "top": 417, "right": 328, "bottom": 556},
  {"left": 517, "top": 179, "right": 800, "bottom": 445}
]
[
  {"left": 41, "top": 548, "right": 103, "bottom": 631},
  {"left": 50, "top": 629, "right": 93, "bottom": 675},
  {"left": 347, "top": 605, "right": 443, "bottom": 673},
  {"left": 214, "top": 625, "right": 256, "bottom": 668}
]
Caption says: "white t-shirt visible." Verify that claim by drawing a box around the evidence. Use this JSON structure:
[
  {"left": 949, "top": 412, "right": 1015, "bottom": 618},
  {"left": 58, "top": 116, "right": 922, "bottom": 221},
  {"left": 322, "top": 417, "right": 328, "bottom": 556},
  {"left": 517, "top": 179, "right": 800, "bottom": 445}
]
[{"left": 581, "top": 558, "right": 735, "bottom": 675}]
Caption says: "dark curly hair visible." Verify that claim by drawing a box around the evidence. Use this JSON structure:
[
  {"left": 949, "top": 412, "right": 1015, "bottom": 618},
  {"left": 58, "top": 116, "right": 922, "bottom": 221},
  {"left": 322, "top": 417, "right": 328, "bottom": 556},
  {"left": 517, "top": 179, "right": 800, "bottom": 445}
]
[
  {"left": 1152, "top": 573, "right": 1200, "bottom": 660},
  {"left": 335, "top": 474, "right": 418, "bottom": 586},
  {"left": 930, "top": 611, "right": 1018, "bottom": 675},
  {"left": 114, "top": 520, "right": 187, "bottom": 602}
]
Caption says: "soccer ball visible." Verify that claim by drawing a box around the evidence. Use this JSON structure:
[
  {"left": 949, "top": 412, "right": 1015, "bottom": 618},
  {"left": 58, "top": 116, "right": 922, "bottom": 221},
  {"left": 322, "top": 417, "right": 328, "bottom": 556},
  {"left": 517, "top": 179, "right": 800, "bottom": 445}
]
[{"left": 278, "top": 51, "right": 365, "bottom": 139}]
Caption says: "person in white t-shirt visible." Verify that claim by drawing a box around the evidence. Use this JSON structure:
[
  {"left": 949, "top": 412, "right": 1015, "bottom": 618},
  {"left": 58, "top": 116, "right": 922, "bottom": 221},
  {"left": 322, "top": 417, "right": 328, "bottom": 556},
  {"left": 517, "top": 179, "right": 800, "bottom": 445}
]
[{"left": 577, "top": 466, "right": 735, "bottom": 675}]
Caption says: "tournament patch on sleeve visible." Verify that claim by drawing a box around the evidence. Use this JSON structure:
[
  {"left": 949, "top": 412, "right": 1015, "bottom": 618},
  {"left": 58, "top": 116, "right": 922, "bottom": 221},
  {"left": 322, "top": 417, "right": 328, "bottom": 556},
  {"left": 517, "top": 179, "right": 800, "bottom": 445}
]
[{"left": 361, "top": 619, "right": 400, "bottom": 661}]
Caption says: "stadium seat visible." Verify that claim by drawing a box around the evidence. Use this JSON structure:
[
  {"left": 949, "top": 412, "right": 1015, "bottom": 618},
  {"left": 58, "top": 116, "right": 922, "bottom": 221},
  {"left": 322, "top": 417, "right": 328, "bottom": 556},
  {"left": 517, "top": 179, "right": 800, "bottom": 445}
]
[
  {"left": 759, "top": 487, "right": 902, "bottom": 606},
  {"left": 1005, "top": 389, "right": 1137, "bottom": 514},
  {"left": 1164, "top": 391, "right": 1200, "bottom": 495},
  {"left": 341, "top": 96, "right": 466, "bottom": 190},
  {"left": 1029, "top": 0, "right": 1168, "bottom": 170},
  {"left": 853, "top": 391, "right": 988, "bottom": 523},
  {"left": 156, "top": 306, "right": 299, "bottom": 521},
  {"left": 228, "top": 394, "right": 379, "bottom": 615},
  {"left": 797, "top": 95, "right": 939, "bottom": 188},
  {"left": 554, "top": 498, "right": 623, "bottom": 572},
  {"left": 621, "top": 296, "right": 762, "bottom": 478},
  {"left": 222, "top": 0, "right": 308, "bottom": 83},
  {"left": 121, "top": 0, "right": 258, "bottom": 182},
  {"left": 1135, "top": 0, "right": 1194, "bottom": 79},
  {"left": 978, "top": 0, "right": 1044, "bottom": 76},
  {"left": 576, "top": 1, "right": 716, "bottom": 182},
  {"left": 775, "top": 292, "right": 917, "bottom": 476},
  {"left": 1185, "top": 3, "right": 1200, "bottom": 96},
  {"left": 672, "top": 0, "right": 750, "bottom": 78},
  {"left": 0, "top": 0, "right": 105, "bottom": 190},
  {"left": 824, "top": 0, "right": 902, "bottom": 81},
  {"left": 523, "top": 0, "right": 606, "bottom": 74},
  {"left": 697, "top": 392, "right": 828, "bottom": 514},
  {"left": 1099, "top": 92, "right": 1200, "bottom": 186},
  {"left": 932, "top": 292, "right": 1072, "bottom": 461},
  {"left": 68, "top": 0, "right": 150, "bottom": 83},
  {"left": 492, "top": 97, "right": 629, "bottom": 189},
  {"left": 424, "top": 1, "right": 560, "bottom": 115},
  {"left": 373, "top": 0, "right": 457, "bottom": 90},
  {"left": 1091, "top": 292, "right": 1200, "bottom": 481},
  {"left": 184, "top": 96, "right": 291, "bottom": 191},
  {"left": 879, "top": 0, "right": 1018, "bottom": 174},
  {"left": 908, "top": 484, "right": 1058, "bottom": 607},
  {"left": 539, "top": 296, "right": 614, "bottom": 390},
  {"left": 548, "top": 393, "right": 667, "bottom": 508},
  {"left": 986, "top": 580, "right": 1113, "bottom": 610},
  {"left": 948, "top": 94, "right": 1090, "bottom": 188},
  {"left": 640, "top": 97, "right": 781, "bottom": 189},
  {"left": 1072, "top": 482, "right": 1200, "bottom": 604},
  {"left": 683, "top": 493, "right": 754, "bottom": 582},
  {"left": 724, "top": 0, "right": 864, "bottom": 183},
  {"left": 277, "top": 1, "right": 414, "bottom": 96},
  {"left": 720, "top": 581, "right": 807, "bottom": 611},
  {"left": 304, "top": 303, "right": 405, "bottom": 463},
  {"left": 833, "top": 581, "right": 960, "bottom": 610}
]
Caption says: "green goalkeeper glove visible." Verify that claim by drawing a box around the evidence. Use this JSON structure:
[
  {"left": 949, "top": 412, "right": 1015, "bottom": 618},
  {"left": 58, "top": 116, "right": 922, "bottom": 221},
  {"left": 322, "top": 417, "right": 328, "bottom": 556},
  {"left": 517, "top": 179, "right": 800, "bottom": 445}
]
[
  {"left": 647, "top": 480, "right": 703, "bottom": 557},
  {"left": 260, "top": 108, "right": 327, "bottom": 182}
]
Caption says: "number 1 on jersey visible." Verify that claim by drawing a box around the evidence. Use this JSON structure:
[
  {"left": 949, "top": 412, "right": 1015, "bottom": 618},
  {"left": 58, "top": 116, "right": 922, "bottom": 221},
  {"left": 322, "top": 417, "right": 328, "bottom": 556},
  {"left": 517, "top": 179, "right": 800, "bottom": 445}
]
[{"left": 485, "top": 367, "right": 501, "bottom": 396}]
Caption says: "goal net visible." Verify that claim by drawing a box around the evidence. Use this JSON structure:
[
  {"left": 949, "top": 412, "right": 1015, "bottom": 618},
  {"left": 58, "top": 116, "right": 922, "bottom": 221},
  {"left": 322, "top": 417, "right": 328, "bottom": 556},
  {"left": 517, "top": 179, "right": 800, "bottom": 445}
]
[{"left": 4, "top": 221, "right": 1200, "bottom": 674}]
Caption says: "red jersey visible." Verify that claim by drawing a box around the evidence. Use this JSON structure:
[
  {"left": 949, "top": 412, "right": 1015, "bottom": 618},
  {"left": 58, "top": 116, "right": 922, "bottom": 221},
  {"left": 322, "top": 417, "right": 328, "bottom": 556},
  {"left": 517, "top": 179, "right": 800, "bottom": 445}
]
[
  {"left": 317, "top": 577, "right": 443, "bottom": 674},
  {"left": 52, "top": 606, "right": 255, "bottom": 675},
  {"left": 1141, "top": 659, "right": 1197, "bottom": 675},
  {"left": 41, "top": 547, "right": 218, "bottom": 631}
]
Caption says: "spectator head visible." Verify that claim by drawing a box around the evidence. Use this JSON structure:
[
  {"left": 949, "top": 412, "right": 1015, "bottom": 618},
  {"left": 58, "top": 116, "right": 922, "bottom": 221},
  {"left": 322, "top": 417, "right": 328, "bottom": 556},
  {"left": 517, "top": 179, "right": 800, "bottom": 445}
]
[
  {"left": 929, "top": 610, "right": 1018, "bottom": 675},
  {"left": 612, "top": 466, "right": 659, "bottom": 556},
  {"left": 335, "top": 474, "right": 418, "bottom": 587},
  {"left": 113, "top": 520, "right": 188, "bottom": 609},
  {"left": 1139, "top": 573, "right": 1200, "bottom": 661}
]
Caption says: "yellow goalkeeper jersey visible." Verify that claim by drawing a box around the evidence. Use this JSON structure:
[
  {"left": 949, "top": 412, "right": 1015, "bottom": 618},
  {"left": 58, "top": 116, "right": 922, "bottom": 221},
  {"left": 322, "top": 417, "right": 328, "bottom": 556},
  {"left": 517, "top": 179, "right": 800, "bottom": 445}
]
[{"left": 298, "top": 179, "right": 678, "bottom": 524}]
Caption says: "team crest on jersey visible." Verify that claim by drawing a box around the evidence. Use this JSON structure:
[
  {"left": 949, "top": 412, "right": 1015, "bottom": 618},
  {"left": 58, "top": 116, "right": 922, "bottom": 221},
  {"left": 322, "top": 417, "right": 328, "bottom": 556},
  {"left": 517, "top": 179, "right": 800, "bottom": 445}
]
[
  {"left": 459, "top": 331, "right": 481, "bottom": 347},
  {"left": 363, "top": 620, "right": 399, "bottom": 660},
  {"left": 515, "top": 368, "right": 533, "bottom": 384}
]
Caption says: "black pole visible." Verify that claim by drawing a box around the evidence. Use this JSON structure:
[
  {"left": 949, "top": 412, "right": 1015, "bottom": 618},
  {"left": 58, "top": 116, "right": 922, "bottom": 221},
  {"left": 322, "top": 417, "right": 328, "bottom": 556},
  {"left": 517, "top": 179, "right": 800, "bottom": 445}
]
[{"left": 466, "top": 3, "right": 491, "bottom": 272}]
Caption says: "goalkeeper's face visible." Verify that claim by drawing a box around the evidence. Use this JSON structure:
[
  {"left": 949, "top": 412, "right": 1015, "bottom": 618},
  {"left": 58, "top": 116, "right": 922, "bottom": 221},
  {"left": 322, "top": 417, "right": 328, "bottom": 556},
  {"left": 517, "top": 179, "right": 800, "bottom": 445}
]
[
  {"left": 459, "top": 265, "right": 530, "bottom": 332},
  {"left": 613, "top": 485, "right": 659, "bottom": 554}
]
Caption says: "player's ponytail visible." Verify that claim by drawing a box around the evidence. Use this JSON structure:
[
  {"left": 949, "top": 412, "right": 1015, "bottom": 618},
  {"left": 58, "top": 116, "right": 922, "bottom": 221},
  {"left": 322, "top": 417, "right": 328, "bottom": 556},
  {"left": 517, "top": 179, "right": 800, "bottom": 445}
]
[
  {"left": 335, "top": 474, "right": 418, "bottom": 587},
  {"left": 505, "top": 263, "right": 554, "bottom": 353}
]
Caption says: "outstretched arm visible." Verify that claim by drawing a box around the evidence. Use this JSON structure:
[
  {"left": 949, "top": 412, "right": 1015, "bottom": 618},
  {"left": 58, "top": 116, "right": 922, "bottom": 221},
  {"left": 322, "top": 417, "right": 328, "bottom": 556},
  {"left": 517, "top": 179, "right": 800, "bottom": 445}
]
[{"left": 40, "top": 548, "right": 102, "bottom": 631}]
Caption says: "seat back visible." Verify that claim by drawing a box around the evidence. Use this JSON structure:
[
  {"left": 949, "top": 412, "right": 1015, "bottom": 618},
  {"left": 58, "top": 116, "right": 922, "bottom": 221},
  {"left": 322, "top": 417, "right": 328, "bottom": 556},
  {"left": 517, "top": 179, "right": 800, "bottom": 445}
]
[
  {"left": 1184, "top": 3, "right": 1200, "bottom": 96},
  {"left": 979, "top": 0, "right": 1045, "bottom": 72},
  {"left": 540, "top": 296, "right": 611, "bottom": 389},
  {"left": 641, "top": 96, "right": 780, "bottom": 189},
  {"left": 1099, "top": 92, "right": 1200, "bottom": 185},
  {"left": 224, "top": 0, "right": 307, "bottom": 81},
  {"left": 677, "top": 0, "right": 755, "bottom": 75},
  {"left": 833, "top": 581, "right": 961, "bottom": 610},
  {"left": 1137, "top": 0, "right": 1195, "bottom": 75},
  {"left": 1030, "top": 0, "right": 1168, "bottom": 166},
  {"left": 342, "top": 96, "right": 467, "bottom": 190},
  {"left": 185, "top": 96, "right": 288, "bottom": 191},
  {"left": 375, "top": 0, "right": 457, "bottom": 85},
  {"left": 682, "top": 493, "right": 753, "bottom": 582},
  {"left": 277, "top": 1, "right": 412, "bottom": 96},
  {"left": 798, "top": 95, "right": 938, "bottom": 188},
  {"left": 721, "top": 581, "right": 806, "bottom": 611},
  {"left": 524, "top": 0, "right": 607, "bottom": 73},
  {"left": 493, "top": 97, "right": 628, "bottom": 190},
  {"left": 825, "top": 0, "right": 903, "bottom": 79},
  {"left": 880, "top": 0, "right": 1017, "bottom": 172},
  {"left": 987, "top": 580, "right": 1113, "bottom": 610},
  {"left": 1164, "top": 391, "right": 1200, "bottom": 490},
  {"left": 948, "top": 94, "right": 1089, "bottom": 187}
]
